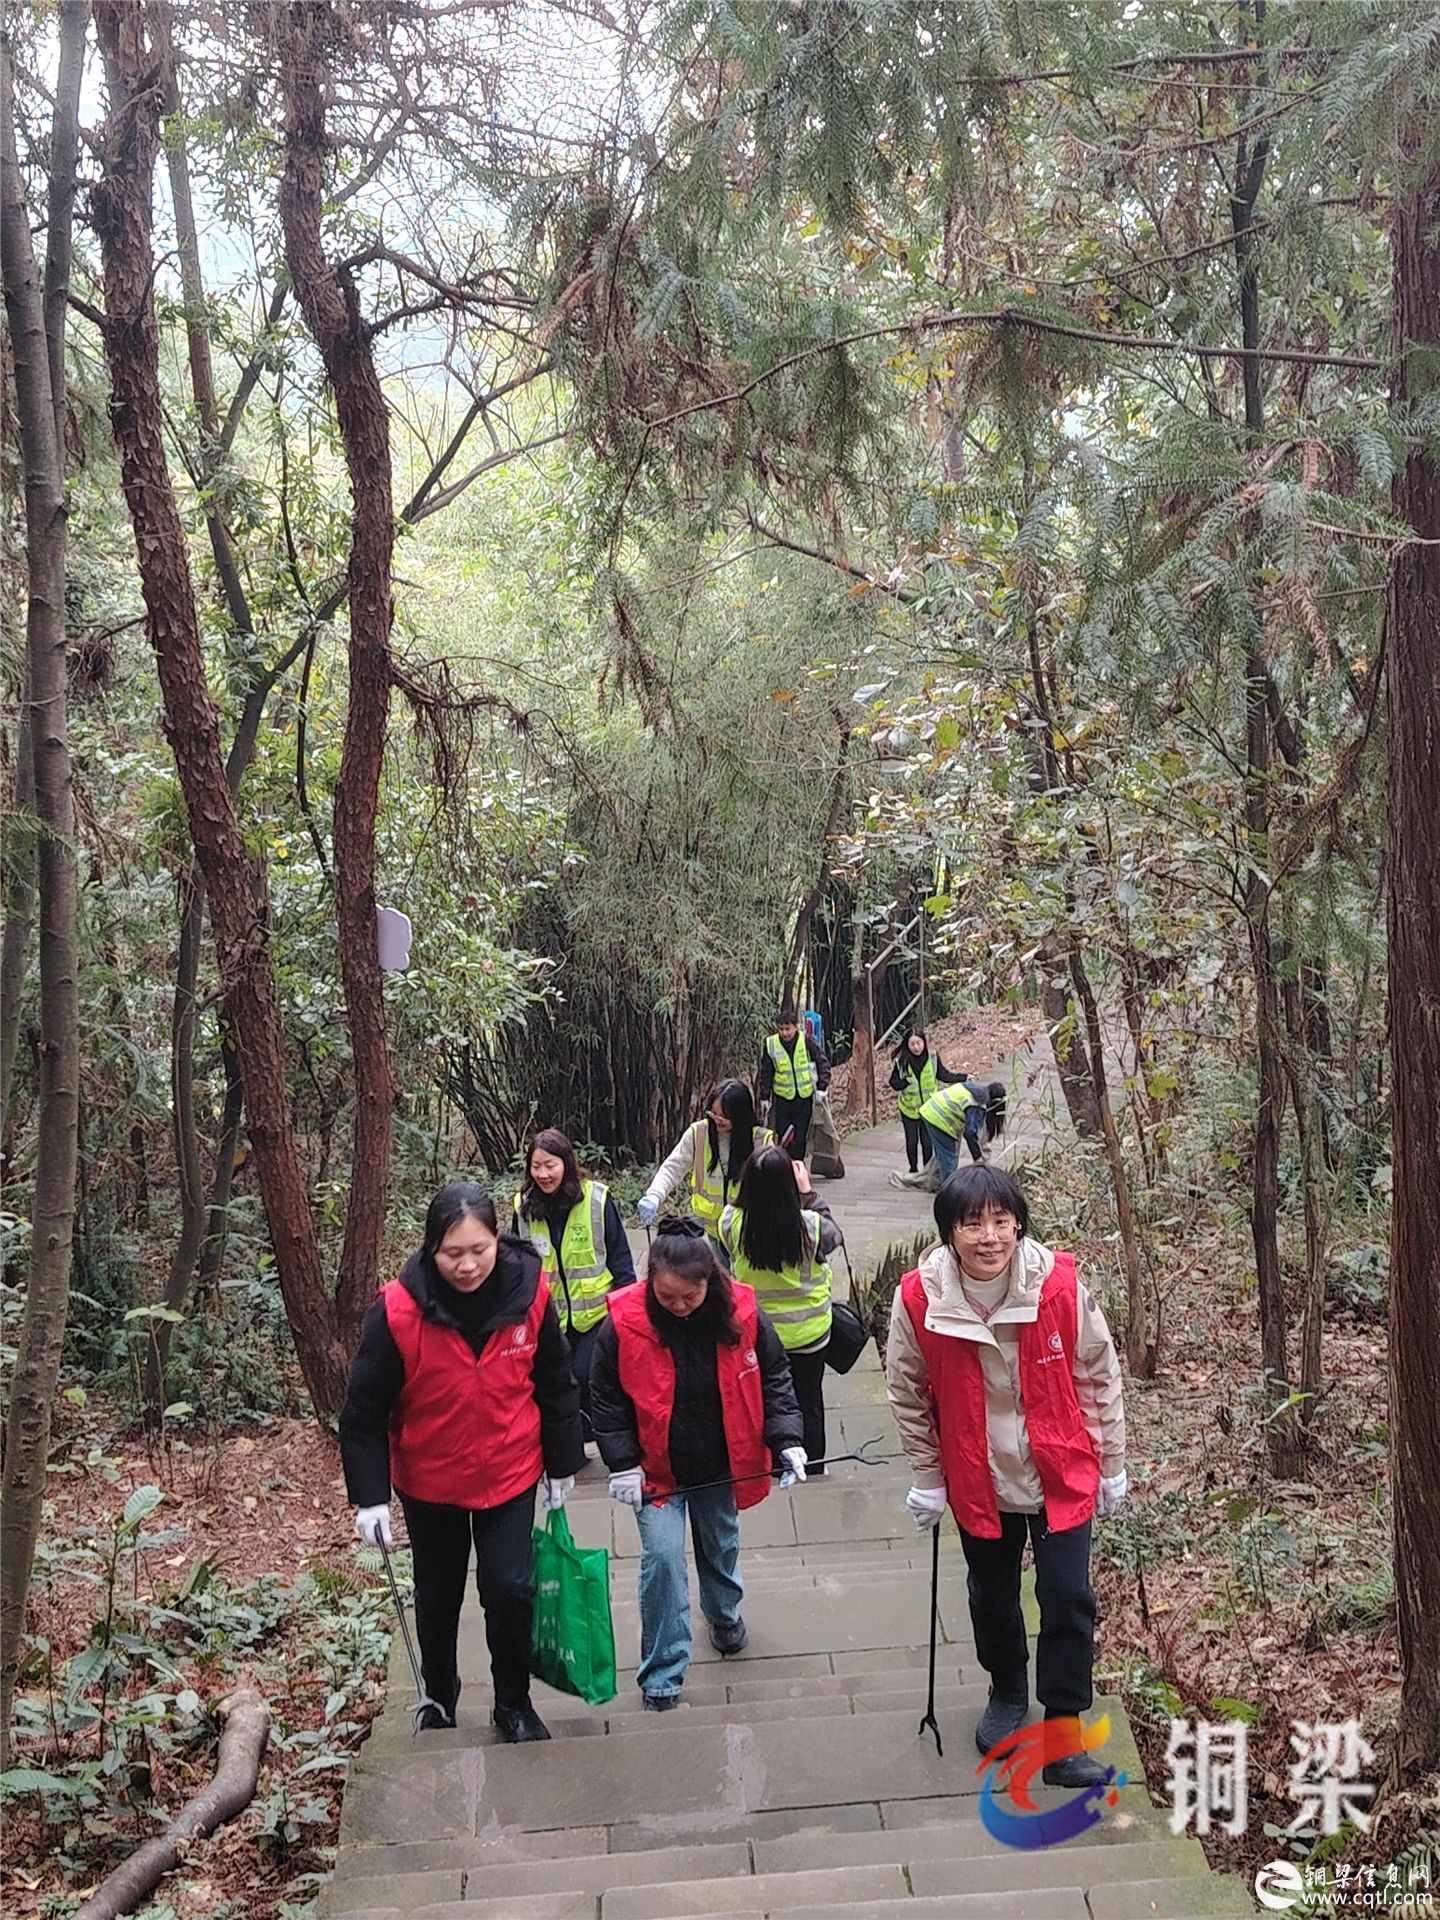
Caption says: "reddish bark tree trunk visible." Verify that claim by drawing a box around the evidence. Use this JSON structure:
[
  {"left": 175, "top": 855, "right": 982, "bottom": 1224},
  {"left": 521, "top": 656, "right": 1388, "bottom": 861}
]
[
  {"left": 1386, "top": 151, "right": 1440, "bottom": 1780},
  {"left": 91, "top": 1, "right": 348, "bottom": 1416},
  {"left": 278, "top": 0, "right": 396, "bottom": 1349}
]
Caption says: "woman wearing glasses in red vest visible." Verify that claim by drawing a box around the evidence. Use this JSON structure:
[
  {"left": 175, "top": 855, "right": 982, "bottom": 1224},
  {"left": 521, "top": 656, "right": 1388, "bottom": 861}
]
[
  {"left": 590, "top": 1218, "right": 807, "bottom": 1711},
  {"left": 885, "top": 1164, "right": 1127, "bottom": 1787},
  {"left": 340, "top": 1183, "right": 584, "bottom": 1742}
]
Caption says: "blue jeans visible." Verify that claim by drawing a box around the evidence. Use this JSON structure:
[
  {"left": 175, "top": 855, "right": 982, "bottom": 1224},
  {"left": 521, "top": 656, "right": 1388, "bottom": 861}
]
[
  {"left": 927, "top": 1123, "right": 959, "bottom": 1184},
  {"left": 633, "top": 1486, "right": 743, "bottom": 1699}
]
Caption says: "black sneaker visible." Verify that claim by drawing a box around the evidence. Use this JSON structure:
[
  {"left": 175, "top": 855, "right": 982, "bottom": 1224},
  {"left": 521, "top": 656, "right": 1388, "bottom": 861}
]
[
  {"left": 491, "top": 1701, "right": 552, "bottom": 1743},
  {"left": 643, "top": 1692, "right": 682, "bottom": 1711},
  {"left": 708, "top": 1617, "right": 748, "bottom": 1656},
  {"left": 1042, "top": 1752, "right": 1108, "bottom": 1789},
  {"left": 414, "top": 1702, "right": 456, "bottom": 1732},
  {"left": 975, "top": 1688, "right": 1029, "bottom": 1755}
]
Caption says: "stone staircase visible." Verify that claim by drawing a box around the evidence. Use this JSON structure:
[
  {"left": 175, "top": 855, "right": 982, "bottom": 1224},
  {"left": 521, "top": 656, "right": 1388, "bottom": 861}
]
[{"left": 324, "top": 1347, "right": 1256, "bottom": 1920}]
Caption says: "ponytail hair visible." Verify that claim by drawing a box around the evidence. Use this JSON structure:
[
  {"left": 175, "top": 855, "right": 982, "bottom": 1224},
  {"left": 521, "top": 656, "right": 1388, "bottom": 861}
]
[{"left": 647, "top": 1216, "right": 743, "bottom": 1346}]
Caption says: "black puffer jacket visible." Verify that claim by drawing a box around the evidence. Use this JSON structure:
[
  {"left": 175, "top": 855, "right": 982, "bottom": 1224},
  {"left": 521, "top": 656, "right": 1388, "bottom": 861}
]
[
  {"left": 339, "top": 1234, "right": 585, "bottom": 1508},
  {"left": 589, "top": 1288, "right": 802, "bottom": 1489}
]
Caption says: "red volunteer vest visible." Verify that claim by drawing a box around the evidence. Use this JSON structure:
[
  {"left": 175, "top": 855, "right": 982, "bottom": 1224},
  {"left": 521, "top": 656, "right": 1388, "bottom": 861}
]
[
  {"left": 608, "top": 1281, "right": 772, "bottom": 1510},
  {"left": 383, "top": 1273, "right": 548, "bottom": 1510},
  {"left": 900, "top": 1253, "right": 1098, "bottom": 1538}
]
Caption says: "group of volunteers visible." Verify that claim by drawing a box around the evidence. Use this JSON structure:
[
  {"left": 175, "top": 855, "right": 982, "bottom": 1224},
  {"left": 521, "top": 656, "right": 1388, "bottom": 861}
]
[
  {"left": 889, "top": 1026, "right": 1008, "bottom": 1185},
  {"left": 339, "top": 1006, "right": 1129, "bottom": 1791}
]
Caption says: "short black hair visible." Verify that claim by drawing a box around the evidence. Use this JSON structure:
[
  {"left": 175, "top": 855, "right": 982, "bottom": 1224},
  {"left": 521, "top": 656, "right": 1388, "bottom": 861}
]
[{"left": 934, "top": 1163, "right": 1030, "bottom": 1242}]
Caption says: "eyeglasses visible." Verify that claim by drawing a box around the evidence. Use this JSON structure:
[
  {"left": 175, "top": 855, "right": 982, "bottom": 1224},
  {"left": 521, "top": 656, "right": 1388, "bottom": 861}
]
[{"left": 954, "top": 1216, "right": 1018, "bottom": 1237}]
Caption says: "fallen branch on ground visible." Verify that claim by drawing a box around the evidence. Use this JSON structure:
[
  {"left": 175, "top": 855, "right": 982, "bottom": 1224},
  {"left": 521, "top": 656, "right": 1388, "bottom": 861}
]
[{"left": 73, "top": 1682, "right": 271, "bottom": 1920}]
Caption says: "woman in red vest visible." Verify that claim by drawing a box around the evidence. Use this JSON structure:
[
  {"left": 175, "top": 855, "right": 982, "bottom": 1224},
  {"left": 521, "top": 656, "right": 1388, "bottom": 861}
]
[
  {"left": 885, "top": 1164, "right": 1127, "bottom": 1787},
  {"left": 590, "top": 1218, "right": 807, "bottom": 1711},
  {"left": 340, "top": 1183, "right": 584, "bottom": 1741}
]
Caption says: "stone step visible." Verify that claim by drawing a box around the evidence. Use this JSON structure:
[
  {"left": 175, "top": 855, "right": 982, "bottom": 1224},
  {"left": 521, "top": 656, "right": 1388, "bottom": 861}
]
[
  {"left": 607, "top": 1893, "right": 1088, "bottom": 1920},
  {"left": 594, "top": 1839, "right": 1236, "bottom": 1920},
  {"left": 340, "top": 1706, "right": 1144, "bottom": 1843},
  {"left": 752, "top": 1808, "right": 1201, "bottom": 1874},
  {"left": 323, "top": 1824, "right": 1217, "bottom": 1918}
]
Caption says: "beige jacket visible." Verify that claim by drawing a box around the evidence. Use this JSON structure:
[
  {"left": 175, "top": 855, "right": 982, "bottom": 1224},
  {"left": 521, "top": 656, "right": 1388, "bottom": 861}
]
[{"left": 885, "top": 1237, "right": 1125, "bottom": 1513}]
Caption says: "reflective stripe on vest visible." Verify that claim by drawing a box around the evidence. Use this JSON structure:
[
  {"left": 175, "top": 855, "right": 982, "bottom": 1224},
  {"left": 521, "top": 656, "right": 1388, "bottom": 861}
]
[
  {"left": 718, "top": 1205, "right": 833, "bottom": 1351},
  {"left": 898, "top": 1255, "right": 1098, "bottom": 1537},
  {"left": 608, "top": 1280, "right": 772, "bottom": 1510},
  {"left": 690, "top": 1122, "right": 775, "bottom": 1226},
  {"left": 384, "top": 1275, "right": 546, "bottom": 1510},
  {"left": 516, "top": 1179, "right": 613, "bottom": 1334},
  {"left": 920, "top": 1080, "right": 976, "bottom": 1136},
  {"left": 897, "top": 1053, "right": 938, "bottom": 1119},
  {"left": 766, "top": 1031, "right": 816, "bottom": 1099}
]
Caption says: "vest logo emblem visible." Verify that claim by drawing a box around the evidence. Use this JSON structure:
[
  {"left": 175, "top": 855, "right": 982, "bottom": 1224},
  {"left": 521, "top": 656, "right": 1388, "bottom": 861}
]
[
  {"left": 1048, "top": 1331, "right": 1063, "bottom": 1353},
  {"left": 743, "top": 1347, "right": 758, "bottom": 1368},
  {"left": 511, "top": 1326, "right": 530, "bottom": 1350}
]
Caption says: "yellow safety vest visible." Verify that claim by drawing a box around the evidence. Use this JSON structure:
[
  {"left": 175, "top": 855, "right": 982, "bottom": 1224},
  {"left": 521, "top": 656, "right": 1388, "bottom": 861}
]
[
  {"left": 920, "top": 1081, "right": 976, "bottom": 1138},
  {"left": 718, "top": 1204, "right": 833, "bottom": 1351},
  {"left": 515, "top": 1177, "right": 613, "bottom": 1335},
  {"left": 766, "top": 1031, "right": 817, "bottom": 1100},
  {"left": 897, "top": 1053, "right": 938, "bottom": 1119},
  {"left": 689, "top": 1122, "right": 775, "bottom": 1227}
]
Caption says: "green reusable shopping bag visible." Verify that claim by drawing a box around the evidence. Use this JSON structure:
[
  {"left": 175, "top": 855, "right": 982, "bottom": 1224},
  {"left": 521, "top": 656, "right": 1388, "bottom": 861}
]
[{"left": 530, "top": 1507, "right": 617, "bottom": 1705}]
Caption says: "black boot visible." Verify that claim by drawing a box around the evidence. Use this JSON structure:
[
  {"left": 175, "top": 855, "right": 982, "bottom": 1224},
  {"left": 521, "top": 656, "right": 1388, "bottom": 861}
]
[
  {"left": 1042, "top": 1751, "right": 1108, "bottom": 1788},
  {"left": 492, "top": 1700, "right": 551, "bottom": 1743},
  {"left": 974, "top": 1686, "right": 1029, "bottom": 1756}
]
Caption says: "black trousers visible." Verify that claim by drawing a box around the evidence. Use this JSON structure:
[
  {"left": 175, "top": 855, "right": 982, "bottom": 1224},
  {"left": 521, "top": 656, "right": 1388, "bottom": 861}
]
[
  {"left": 958, "top": 1512, "right": 1095, "bottom": 1716},
  {"left": 771, "top": 1094, "right": 813, "bottom": 1160},
  {"left": 901, "top": 1113, "right": 933, "bottom": 1171},
  {"left": 398, "top": 1483, "right": 538, "bottom": 1713},
  {"left": 785, "top": 1345, "right": 828, "bottom": 1470},
  {"left": 568, "top": 1321, "right": 600, "bottom": 1438}
]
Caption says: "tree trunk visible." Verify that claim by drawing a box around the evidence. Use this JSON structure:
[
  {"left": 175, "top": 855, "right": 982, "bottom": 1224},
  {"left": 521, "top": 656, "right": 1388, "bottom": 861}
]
[
  {"left": 0, "top": 22, "right": 83, "bottom": 1772},
  {"left": 1037, "top": 937, "right": 1102, "bottom": 1139},
  {"left": 195, "top": 1034, "right": 245, "bottom": 1308},
  {"left": 278, "top": 0, "right": 396, "bottom": 1352},
  {"left": 0, "top": 701, "right": 36, "bottom": 1157},
  {"left": 142, "top": 871, "right": 207, "bottom": 1423},
  {"left": 1068, "top": 946, "right": 1153, "bottom": 1377},
  {"left": 91, "top": 0, "right": 348, "bottom": 1417},
  {"left": 1229, "top": 52, "right": 1303, "bottom": 1479},
  {"left": 1386, "top": 144, "right": 1440, "bottom": 1781}
]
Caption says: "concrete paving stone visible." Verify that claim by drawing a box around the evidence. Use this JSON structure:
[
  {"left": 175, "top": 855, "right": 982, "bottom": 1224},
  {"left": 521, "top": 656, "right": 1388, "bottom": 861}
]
[
  {"left": 878, "top": 1786, "right": 1161, "bottom": 1830},
  {"left": 665, "top": 1895, "right": 1091, "bottom": 1920},
  {"left": 341, "top": 1899, "right": 596, "bottom": 1920},
  {"left": 601, "top": 1863, "right": 909, "bottom": 1918},
  {"left": 319, "top": 1870, "right": 462, "bottom": 1916},
  {"left": 339, "top": 1746, "right": 481, "bottom": 1845},
  {"left": 614, "top": 1652, "right": 835, "bottom": 1703},
  {"left": 462, "top": 1721, "right": 745, "bottom": 1830},
  {"left": 718, "top": 1662, "right": 972, "bottom": 1703},
  {"left": 610, "top": 1495, "right": 799, "bottom": 1559},
  {"left": 906, "top": 1842, "right": 1216, "bottom": 1899},
  {"left": 462, "top": 1839, "right": 752, "bottom": 1903},
  {"left": 334, "top": 1828, "right": 610, "bottom": 1879},
  {"left": 753, "top": 1813, "right": 1205, "bottom": 1875},
  {"left": 602, "top": 1692, "right": 861, "bottom": 1730},
  {"left": 789, "top": 1485, "right": 916, "bottom": 1545},
  {"left": 1086, "top": 1879, "right": 1257, "bottom": 1918},
  {"left": 733, "top": 1707, "right": 963, "bottom": 1809},
  {"left": 606, "top": 1798, "right": 884, "bottom": 1854},
  {"left": 603, "top": 1580, "right": 958, "bottom": 1660},
  {"left": 831, "top": 1645, "right": 929, "bottom": 1672}
]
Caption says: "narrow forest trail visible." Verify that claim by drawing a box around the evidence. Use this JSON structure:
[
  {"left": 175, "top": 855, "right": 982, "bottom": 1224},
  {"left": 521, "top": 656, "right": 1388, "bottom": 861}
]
[{"left": 322, "top": 1031, "right": 1259, "bottom": 1919}]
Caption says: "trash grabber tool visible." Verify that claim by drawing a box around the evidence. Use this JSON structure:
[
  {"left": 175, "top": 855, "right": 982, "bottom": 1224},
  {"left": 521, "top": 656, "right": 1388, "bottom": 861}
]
[
  {"left": 377, "top": 1534, "right": 446, "bottom": 1734},
  {"left": 639, "top": 1434, "right": 898, "bottom": 1501},
  {"left": 918, "top": 1522, "right": 944, "bottom": 1757}
]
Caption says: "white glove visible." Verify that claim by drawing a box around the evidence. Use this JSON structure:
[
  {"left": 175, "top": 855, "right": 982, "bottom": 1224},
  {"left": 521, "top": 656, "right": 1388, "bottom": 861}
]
[
  {"left": 637, "top": 1196, "right": 658, "bottom": 1226},
  {"left": 609, "top": 1468, "right": 645, "bottom": 1508},
  {"left": 1096, "top": 1470, "right": 1128, "bottom": 1518},
  {"left": 542, "top": 1475, "right": 575, "bottom": 1512},
  {"left": 779, "top": 1446, "right": 808, "bottom": 1487},
  {"left": 905, "top": 1485, "right": 947, "bottom": 1532},
  {"left": 354, "top": 1504, "right": 393, "bottom": 1547}
]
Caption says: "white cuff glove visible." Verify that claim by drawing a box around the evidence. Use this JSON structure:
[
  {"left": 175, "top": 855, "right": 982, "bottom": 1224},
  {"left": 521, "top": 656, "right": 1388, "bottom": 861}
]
[
  {"left": 1096, "top": 1470, "right": 1128, "bottom": 1518},
  {"left": 609, "top": 1468, "right": 645, "bottom": 1509},
  {"left": 779, "top": 1446, "right": 808, "bottom": 1487},
  {"left": 905, "top": 1485, "right": 947, "bottom": 1532},
  {"left": 636, "top": 1196, "right": 658, "bottom": 1226},
  {"left": 355, "top": 1503, "right": 393, "bottom": 1547},
  {"left": 542, "top": 1475, "right": 575, "bottom": 1512}
]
